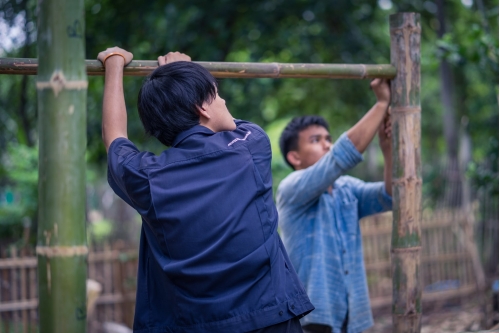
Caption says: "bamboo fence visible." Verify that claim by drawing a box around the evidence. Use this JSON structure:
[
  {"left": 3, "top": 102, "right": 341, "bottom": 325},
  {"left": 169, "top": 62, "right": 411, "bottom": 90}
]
[
  {"left": 0, "top": 209, "right": 495, "bottom": 333},
  {"left": 0, "top": 242, "right": 138, "bottom": 333}
]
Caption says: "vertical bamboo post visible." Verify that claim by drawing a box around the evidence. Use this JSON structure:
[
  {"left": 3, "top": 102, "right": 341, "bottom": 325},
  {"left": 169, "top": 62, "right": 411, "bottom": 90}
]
[
  {"left": 36, "top": 0, "right": 88, "bottom": 332},
  {"left": 389, "top": 13, "right": 422, "bottom": 333}
]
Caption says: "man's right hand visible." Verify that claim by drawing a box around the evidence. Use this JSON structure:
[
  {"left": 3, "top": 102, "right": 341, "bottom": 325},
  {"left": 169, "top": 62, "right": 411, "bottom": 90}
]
[
  {"left": 158, "top": 52, "right": 191, "bottom": 66},
  {"left": 370, "top": 78, "right": 391, "bottom": 108},
  {"left": 97, "top": 46, "right": 133, "bottom": 68}
]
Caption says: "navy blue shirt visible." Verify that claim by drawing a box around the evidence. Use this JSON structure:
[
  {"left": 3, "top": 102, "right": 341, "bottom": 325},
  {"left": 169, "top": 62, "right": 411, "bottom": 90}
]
[{"left": 107, "top": 120, "right": 314, "bottom": 333}]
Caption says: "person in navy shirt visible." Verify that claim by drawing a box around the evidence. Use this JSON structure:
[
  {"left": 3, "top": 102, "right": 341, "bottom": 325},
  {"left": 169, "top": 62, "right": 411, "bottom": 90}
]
[{"left": 97, "top": 47, "right": 314, "bottom": 333}]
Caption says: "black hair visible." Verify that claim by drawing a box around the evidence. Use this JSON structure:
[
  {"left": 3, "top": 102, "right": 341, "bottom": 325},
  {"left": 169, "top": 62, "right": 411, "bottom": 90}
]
[
  {"left": 279, "top": 115, "right": 330, "bottom": 169},
  {"left": 137, "top": 61, "right": 218, "bottom": 146}
]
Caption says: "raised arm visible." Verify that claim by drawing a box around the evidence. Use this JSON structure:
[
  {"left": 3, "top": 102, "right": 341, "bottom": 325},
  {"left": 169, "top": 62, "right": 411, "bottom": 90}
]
[
  {"left": 346, "top": 79, "right": 390, "bottom": 154},
  {"left": 97, "top": 47, "right": 133, "bottom": 152}
]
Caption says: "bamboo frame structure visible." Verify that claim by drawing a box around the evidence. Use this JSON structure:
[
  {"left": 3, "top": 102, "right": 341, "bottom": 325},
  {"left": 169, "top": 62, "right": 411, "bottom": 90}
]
[
  {"left": 36, "top": 0, "right": 88, "bottom": 332},
  {"left": 0, "top": 58, "right": 396, "bottom": 79},
  {"left": 0, "top": 12, "right": 423, "bottom": 333},
  {"left": 389, "top": 13, "right": 422, "bottom": 333}
]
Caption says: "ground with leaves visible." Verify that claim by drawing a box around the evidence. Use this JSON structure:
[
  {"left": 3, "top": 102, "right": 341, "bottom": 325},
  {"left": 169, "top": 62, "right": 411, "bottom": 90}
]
[{"left": 367, "top": 293, "right": 498, "bottom": 333}]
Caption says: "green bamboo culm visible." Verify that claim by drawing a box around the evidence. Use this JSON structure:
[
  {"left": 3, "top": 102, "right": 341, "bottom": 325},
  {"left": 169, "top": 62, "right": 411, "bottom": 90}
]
[
  {"left": 36, "top": 0, "right": 88, "bottom": 332},
  {"left": 0, "top": 58, "right": 397, "bottom": 80},
  {"left": 389, "top": 13, "right": 422, "bottom": 333}
]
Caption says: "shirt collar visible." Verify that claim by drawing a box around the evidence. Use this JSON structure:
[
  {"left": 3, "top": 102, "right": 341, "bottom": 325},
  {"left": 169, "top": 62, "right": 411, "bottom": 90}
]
[{"left": 172, "top": 125, "right": 215, "bottom": 147}]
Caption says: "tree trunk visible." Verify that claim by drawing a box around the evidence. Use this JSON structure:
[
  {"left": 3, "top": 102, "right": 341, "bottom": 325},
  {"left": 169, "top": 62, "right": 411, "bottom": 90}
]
[
  {"left": 390, "top": 13, "right": 422, "bottom": 333},
  {"left": 436, "top": 0, "right": 461, "bottom": 207},
  {"left": 36, "top": 0, "right": 88, "bottom": 332}
]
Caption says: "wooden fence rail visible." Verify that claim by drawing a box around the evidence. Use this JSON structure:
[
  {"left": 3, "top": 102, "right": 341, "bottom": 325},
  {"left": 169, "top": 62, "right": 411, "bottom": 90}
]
[
  {"left": 0, "top": 211, "right": 490, "bottom": 332},
  {"left": 0, "top": 242, "right": 138, "bottom": 333}
]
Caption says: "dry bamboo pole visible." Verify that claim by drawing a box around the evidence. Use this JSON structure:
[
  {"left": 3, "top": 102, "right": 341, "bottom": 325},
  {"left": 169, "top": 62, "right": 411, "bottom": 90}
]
[
  {"left": 10, "top": 246, "right": 19, "bottom": 324},
  {"left": 0, "top": 58, "right": 396, "bottom": 79},
  {"left": 20, "top": 249, "right": 27, "bottom": 333},
  {"left": 36, "top": 0, "right": 88, "bottom": 332},
  {"left": 389, "top": 13, "right": 422, "bottom": 333}
]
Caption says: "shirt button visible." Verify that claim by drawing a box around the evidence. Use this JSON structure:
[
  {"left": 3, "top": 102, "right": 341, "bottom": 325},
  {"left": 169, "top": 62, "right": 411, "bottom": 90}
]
[
  {"left": 279, "top": 311, "right": 283, "bottom": 316},
  {"left": 342, "top": 250, "right": 346, "bottom": 254},
  {"left": 345, "top": 270, "right": 349, "bottom": 275},
  {"left": 291, "top": 305, "right": 295, "bottom": 309}
]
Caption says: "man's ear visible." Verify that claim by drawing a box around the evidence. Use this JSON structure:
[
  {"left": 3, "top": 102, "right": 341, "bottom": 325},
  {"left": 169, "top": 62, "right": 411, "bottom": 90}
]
[
  {"left": 197, "top": 103, "right": 211, "bottom": 121},
  {"left": 286, "top": 151, "right": 301, "bottom": 169}
]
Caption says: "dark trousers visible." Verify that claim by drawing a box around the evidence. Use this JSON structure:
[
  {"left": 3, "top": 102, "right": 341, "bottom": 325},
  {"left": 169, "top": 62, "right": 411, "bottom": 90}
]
[
  {"left": 302, "top": 314, "right": 348, "bottom": 333},
  {"left": 246, "top": 317, "right": 304, "bottom": 333},
  {"left": 302, "top": 323, "right": 332, "bottom": 333}
]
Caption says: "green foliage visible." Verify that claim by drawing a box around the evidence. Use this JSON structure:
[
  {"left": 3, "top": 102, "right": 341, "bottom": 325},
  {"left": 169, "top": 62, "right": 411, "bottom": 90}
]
[
  {"left": 87, "top": 214, "right": 114, "bottom": 243},
  {"left": 0, "top": 0, "right": 498, "bottom": 233},
  {"left": 0, "top": 143, "right": 38, "bottom": 242},
  {"left": 265, "top": 117, "right": 293, "bottom": 195},
  {"left": 467, "top": 137, "right": 499, "bottom": 196}
]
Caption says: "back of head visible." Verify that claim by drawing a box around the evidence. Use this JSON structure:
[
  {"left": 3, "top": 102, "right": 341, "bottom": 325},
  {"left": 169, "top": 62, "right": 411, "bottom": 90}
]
[
  {"left": 138, "top": 61, "right": 218, "bottom": 146},
  {"left": 279, "top": 115, "right": 330, "bottom": 169}
]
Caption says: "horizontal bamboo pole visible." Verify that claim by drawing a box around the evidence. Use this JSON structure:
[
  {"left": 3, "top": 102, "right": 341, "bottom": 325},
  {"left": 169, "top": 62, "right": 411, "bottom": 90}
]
[{"left": 0, "top": 58, "right": 396, "bottom": 79}]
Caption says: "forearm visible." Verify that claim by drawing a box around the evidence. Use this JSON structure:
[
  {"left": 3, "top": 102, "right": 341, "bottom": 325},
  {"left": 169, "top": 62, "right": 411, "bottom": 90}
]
[
  {"left": 346, "top": 101, "right": 388, "bottom": 154},
  {"left": 102, "top": 58, "right": 128, "bottom": 152},
  {"left": 383, "top": 153, "right": 392, "bottom": 196},
  {"left": 279, "top": 133, "right": 363, "bottom": 205}
]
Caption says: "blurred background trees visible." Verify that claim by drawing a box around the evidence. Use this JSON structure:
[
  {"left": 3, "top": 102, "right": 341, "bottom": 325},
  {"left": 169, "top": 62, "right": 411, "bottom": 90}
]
[{"left": 0, "top": 0, "right": 497, "bottom": 254}]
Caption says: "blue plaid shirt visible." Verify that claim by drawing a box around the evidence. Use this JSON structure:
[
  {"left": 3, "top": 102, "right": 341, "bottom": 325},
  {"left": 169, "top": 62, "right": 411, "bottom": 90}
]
[{"left": 276, "top": 133, "right": 392, "bottom": 333}]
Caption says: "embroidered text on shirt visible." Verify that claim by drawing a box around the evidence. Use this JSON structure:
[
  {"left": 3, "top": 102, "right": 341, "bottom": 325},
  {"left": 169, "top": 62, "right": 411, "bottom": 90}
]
[{"left": 228, "top": 131, "right": 252, "bottom": 146}]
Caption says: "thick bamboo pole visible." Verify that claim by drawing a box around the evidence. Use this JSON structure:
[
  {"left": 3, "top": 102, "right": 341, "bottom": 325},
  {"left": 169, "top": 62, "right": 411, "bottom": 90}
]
[
  {"left": 36, "top": 1, "right": 88, "bottom": 332},
  {"left": 390, "top": 13, "right": 422, "bottom": 333},
  {"left": 0, "top": 58, "right": 396, "bottom": 79}
]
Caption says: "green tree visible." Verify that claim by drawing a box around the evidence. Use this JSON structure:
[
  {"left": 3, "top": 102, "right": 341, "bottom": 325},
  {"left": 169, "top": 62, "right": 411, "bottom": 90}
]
[{"left": 0, "top": 0, "right": 498, "bottom": 235}]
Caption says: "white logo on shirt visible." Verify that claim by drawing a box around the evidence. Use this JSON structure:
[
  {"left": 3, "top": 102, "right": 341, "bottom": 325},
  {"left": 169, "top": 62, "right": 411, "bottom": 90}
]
[{"left": 228, "top": 131, "right": 252, "bottom": 146}]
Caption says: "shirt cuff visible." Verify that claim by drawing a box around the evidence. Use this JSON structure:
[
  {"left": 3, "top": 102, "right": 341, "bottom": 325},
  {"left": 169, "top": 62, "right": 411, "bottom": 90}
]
[
  {"left": 108, "top": 137, "right": 133, "bottom": 155},
  {"left": 331, "top": 132, "right": 363, "bottom": 171}
]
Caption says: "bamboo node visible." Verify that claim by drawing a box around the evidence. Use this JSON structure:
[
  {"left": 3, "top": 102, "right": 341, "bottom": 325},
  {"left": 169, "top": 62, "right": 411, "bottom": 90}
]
[
  {"left": 391, "top": 106, "right": 421, "bottom": 114},
  {"left": 392, "top": 177, "right": 422, "bottom": 186},
  {"left": 389, "top": 26, "right": 422, "bottom": 34},
  {"left": 360, "top": 64, "right": 367, "bottom": 79},
  {"left": 36, "top": 70, "right": 88, "bottom": 97},
  {"left": 391, "top": 246, "right": 422, "bottom": 253},
  {"left": 36, "top": 245, "right": 88, "bottom": 258}
]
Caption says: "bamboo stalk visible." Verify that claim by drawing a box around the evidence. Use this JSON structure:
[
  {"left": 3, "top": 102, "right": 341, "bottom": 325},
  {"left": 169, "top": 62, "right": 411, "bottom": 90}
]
[
  {"left": 390, "top": 13, "right": 422, "bottom": 333},
  {"left": 36, "top": 1, "right": 88, "bottom": 333},
  {"left": 20, "top": 249, "right": 27, "bottom": 333},
  {"left": 0, "top": 58, "right": 396, "bottom": 79}
]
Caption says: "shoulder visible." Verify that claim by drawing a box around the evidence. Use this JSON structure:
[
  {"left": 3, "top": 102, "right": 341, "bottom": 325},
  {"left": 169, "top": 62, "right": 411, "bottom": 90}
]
[
  {"left": 234, "top": 120, "right": 268, "bottom": 139},
  {"left": 228, "top": 120, "right": 271, "bottom": 155}
]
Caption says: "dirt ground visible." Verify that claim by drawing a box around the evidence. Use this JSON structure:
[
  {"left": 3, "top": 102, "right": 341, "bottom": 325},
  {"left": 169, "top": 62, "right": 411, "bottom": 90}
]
[{"left": 366, "top": 293, "right": 499, "bottom": 333}]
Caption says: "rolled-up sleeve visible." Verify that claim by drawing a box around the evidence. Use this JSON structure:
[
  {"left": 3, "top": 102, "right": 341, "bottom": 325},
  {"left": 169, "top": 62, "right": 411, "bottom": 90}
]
[
  {"left": 107, "top": 138, "right": 152, "bottom": 215},
  {"left": 331, "top": 133, "right": 364, "bottom": 171}
]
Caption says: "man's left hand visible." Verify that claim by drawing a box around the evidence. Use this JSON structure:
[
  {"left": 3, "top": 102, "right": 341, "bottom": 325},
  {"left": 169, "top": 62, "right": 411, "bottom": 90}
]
[{"left": 158, "top": 52, "right": 191, "bottom": 66}]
